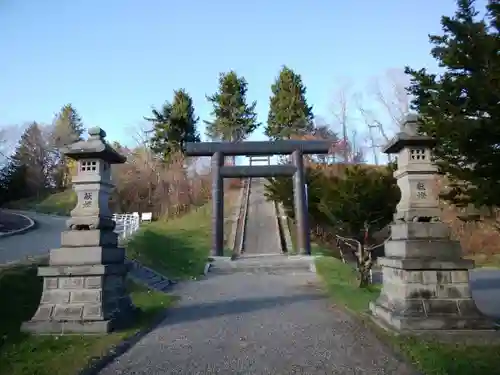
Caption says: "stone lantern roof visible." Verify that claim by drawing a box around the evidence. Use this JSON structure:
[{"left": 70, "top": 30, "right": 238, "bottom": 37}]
[
  {"left": 62, "top": 127, "right": 126, "bottom": 164},
  {"left": 383, "top": 114, "right": 437, "bottom": 154}
]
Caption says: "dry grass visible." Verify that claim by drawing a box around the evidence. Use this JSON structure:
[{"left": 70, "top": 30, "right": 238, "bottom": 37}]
[{"left": 432, "top": 176, "right": 500, "bottom": 265}]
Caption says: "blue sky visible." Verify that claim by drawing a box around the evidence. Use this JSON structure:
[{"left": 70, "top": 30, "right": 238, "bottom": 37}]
[{"left": 0, "top": 0, "right": 483, "bottom": 152}]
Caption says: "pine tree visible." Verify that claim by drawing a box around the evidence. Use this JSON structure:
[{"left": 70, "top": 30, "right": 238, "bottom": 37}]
[
  {"left": 204, "top": 71, "right": 259, "bottom": 142},
  {"left": 146, "top": 89, "right": 200, "bottom": 162},
  {"left": 2, "top": 123, "right": 50, "bottom": 200},
  {"left": 51, "top": 104, "right": 84, "bottom": 189},
  {"left": 265, "top": 66, "right": 314, "bottom": 140},
  {"left": 0, "top": 160, "right": 28, "bottom": 204},
  {"left": 52, "top": 104, "right": 84, "bottom": 147},
  {"left": 405, "top": 0, "right": 500, "bottom": 208}
]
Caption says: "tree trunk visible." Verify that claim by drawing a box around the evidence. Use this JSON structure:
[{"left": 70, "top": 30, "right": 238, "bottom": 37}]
[
  {"left": 358, "top": 261, "right": 371, "bottom": 288},
  {"left": 356, "top": 241, "right": 373, "bottom": 288}
]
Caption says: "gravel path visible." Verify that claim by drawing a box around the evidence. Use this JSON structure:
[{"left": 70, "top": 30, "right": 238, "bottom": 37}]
[
  {"left": 243, "top": 178, "right": 282, "bottom": 255},
  {"left": 98, "top": 269, "right": 417, "bottom": 375}
]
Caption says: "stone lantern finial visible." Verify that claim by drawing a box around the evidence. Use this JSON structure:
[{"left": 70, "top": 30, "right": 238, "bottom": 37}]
[
  {"left": 22, "top": 127, "right": 135, "bottom": 335},
  {"left": 88, "top": 127, "right": 106, "bottom": 140},
  {"left": 401, "top": 113, "right": 419, "bottom": 135}
]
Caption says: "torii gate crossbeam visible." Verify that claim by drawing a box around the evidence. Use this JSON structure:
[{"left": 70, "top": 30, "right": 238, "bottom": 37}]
[{"left": 185, "top": 140, "right": 332, "bottom": 256}]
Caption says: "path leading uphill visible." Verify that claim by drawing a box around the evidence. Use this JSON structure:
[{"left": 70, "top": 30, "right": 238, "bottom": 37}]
[
  {"left": 97, "top": 183, "right": 417, "bottom": 375},
  {"left": 242, "top": 178, "right": 282, "bottom": 255},
  {"left": 98, "top": 268, "right": 417, "bottom": 375}
]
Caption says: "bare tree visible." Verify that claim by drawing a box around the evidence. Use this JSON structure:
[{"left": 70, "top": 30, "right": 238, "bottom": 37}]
[
  {"left": 330, "top": 83, "right": 368, "bottom": 164},
  {"left": 331, "top": 83, "right": 351, "bottom": 163},
  {"left": 309, "top": 116, "right": 338, "bottom": 164},
  {"left": 127, "top": 121, "right": 153, "bottom": 149},
  {"left": 110, "top": 124, "right": 212, "bottom": 218},
  {"left": 356, "top": 68, "right": 412, "bottom": 163}
]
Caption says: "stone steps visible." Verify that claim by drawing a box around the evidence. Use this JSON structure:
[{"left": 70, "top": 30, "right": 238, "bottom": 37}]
[
  {"left": 208, "top": 255, "right": 316, "bottom": 275},
  {"left": 125, "top": 259, "right": 176, "bottom": 292}
]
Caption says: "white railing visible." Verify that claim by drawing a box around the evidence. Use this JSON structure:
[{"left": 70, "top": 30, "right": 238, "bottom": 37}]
[{"left": 112, "top": 212, "right": 152, "bottom": 241}]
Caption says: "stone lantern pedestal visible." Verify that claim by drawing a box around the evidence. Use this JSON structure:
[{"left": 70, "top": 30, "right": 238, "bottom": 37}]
[
  {"left": 22, "top": 127, "right": 136, "bottom": 334},
  {"left": 370, "top": 115, "right": 495, "bottom": 331}
]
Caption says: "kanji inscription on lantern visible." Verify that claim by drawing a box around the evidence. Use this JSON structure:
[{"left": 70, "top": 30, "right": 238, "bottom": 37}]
[
  {"left": 82, "top": 192, "right": 93, "bottom": 208},
  {"left": 416, "top": 181, "right": 427, "bottom": 200}
]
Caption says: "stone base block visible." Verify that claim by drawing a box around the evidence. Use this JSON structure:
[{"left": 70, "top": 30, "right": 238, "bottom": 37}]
[
  {"left": 378, "top": 256, "right": 475, "bottom": 270},
  {"left": 394, "top": 207, "right": 442, "bottom": 222},
  {"left": 66, "top": 216, "right": 116, "bottom": 231},
  {"left": 385, "top": 239, "right": 461, "bottom": 260},
  {"left": 372, "top": 254, "right": 496, "bottom": 332},
  {"left": 22, "top": 264, "right": 136, "bottom": 335},
  {"left": 49, "top": 246, "right": 125, "bottom": 266},
  {"left": 391, "top": 222, "right": 450, "bottom": 240},
  {"left": 21, "top": 319, "right": 113, "bottom": 334},
  {"left": 370, "top": 300, "right": 495, "bottom": 331},
  {"left": 61, "top": 229, "right": 118, "bottom": 248}
]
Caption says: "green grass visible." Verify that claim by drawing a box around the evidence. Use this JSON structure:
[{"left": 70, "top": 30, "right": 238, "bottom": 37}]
[
  {"left": 0, "top": 262, "right": 176, "bottom": 375},
  {"left": 315, "top": 256, "right": 500, "bottom": 375},
  {"left": 126, "top": 193, "right": 240, "bottom": 279},
  {"left": 126, "top": 203, "right": 214, "bottom": 279},
  {"left": 5, "top": 190, "right": 76, "bottom": 216},
  {"left": 315, "top": 256, "right": 380, "bottom": 312}
]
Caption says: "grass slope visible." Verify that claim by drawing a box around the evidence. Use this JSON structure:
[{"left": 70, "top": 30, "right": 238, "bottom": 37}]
[
  {"left": 315, "top": 256, "right": 500, "bottom": 375},
  {"left": 4, "top": 190, "right": 76, "bottom": 216},
  {"left": 126, "top": 204, "right": 213, "bottom": 280},
  {"left": 126, "top": 192, "right": 238, "bottom": 279}
]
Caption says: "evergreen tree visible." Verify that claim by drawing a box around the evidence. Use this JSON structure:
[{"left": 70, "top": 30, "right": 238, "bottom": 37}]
[
  {"left": 51, "top": 104, "right": 84, "bottom": 189},
  {"left": 146, "top": 89, "right": 200, "bottom": 162},
  {"left": 52, "top": 104, "right": 84, "bottom": 147},
  {"left": 204, "top": 71, "right": 259, "bottom": 142},
  {"left": 0, "top": 161, "right": 28, "bottom": 204},
  {"left": 405, "top": 0, "right": 500, "bottom": 208},
  {"left": 265, "top": 66, "right": 314, "bottom": 140},
  {"left": 1, "top": 122, "right": 50, "bottom": 201}
]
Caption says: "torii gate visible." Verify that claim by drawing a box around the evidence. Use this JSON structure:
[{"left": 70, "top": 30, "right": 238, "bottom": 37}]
[{"left": 185, "top": 140, "right": 331, "bottom": 256}]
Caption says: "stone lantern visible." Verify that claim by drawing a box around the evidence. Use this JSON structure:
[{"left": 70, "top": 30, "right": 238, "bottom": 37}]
[
  {"left": 369, "top": 114, "right": 494, "bottom": 331},
  {"left": 22, "top": 127, "right": 135, "bottom": 334}
]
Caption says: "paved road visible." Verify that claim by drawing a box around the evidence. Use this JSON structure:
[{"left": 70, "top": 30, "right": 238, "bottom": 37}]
[
  {"left": 0, "top": 210, "right": 32, "bottom": 233},
  {"left": 0, "top": 211, "right": 66, "bottom": 264},
  {"left": 469, "top": 269, "right": 500, "bottom": 318},
  {"left": 243, "top": 178, "right": 282, "bottom": 255},
  {"left": 99, "top": 270, "right": 417, "bottom": 375}
]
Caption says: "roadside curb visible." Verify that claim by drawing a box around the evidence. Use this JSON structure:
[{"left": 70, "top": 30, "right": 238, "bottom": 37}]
[{"left": 0, "top": 212, "right": 37, "bottom": 238}]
